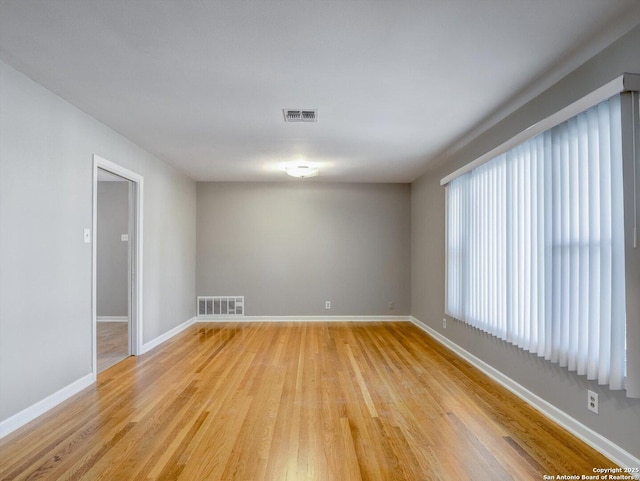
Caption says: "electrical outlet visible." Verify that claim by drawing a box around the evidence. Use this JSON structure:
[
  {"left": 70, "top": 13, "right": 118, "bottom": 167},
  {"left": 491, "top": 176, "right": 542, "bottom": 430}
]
[
  {"left": 588, "top": 390, "right": 598, "bottom": 414},
  {"left": 443, "top": 318, "right": 447, "bottom": 329},
  {"left": 325, "top": 301, "right": 331, "bottom": 309},
  {"left": 388, "top": 302, "right": 395, "bottom": 310}
]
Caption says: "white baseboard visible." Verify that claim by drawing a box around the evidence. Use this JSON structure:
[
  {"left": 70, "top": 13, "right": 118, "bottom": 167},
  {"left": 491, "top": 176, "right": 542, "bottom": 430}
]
[
  {"left": 97, "top": 316, "right": 128, "bottom": 322},
  {"left": 409, "top": 316, "right": 640, "bottom": 472},
  {"left": 197, "top": 315, "right": 411, "bottom": 322},
  {"left": 141, "top": 316, "right": 197, "bottom": 354},
  {"left": 0, "top": 373, "right": 95, "bottom": 439}
]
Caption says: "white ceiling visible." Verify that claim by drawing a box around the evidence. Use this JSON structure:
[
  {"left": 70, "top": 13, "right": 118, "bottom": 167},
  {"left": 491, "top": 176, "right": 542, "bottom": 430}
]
[{"left": 1, "top": 1, "right": 639, "bottom": 183}]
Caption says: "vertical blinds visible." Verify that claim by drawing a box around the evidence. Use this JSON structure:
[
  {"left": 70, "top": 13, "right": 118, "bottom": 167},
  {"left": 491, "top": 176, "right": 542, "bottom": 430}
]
[{"left": 446, "top": 95, "right": 627, "bottom": 391}]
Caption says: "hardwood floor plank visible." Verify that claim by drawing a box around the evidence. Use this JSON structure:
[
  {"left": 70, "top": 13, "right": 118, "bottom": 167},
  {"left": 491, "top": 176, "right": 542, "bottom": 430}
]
[{"left": 0, "top": 322, "right": 617, "bottom": 480}]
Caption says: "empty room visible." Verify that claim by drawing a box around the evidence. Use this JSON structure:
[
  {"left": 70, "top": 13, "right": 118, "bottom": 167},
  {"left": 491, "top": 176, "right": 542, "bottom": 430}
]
[{"left": 1, "top": 1, "right": 640, "bottom": 480}]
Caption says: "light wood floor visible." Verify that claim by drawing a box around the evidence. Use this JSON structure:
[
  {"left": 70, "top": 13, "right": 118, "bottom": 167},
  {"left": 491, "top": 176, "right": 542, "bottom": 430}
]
[
  {"left": 97, "top": 321, "right": 129, "bottom": 372},
  {"left": 0, "top": 322, "right": 614, "bottom": 480}
]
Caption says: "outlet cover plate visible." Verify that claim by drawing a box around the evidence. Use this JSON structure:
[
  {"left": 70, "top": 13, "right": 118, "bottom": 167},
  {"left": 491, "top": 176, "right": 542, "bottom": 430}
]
[{"left": 588, "top": 390, "right": 599, "bottom": 414}]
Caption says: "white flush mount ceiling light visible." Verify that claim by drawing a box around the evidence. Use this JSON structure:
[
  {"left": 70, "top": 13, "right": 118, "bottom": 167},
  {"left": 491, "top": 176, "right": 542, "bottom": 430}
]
[{"left": 284, "top": 163, "right": 319, "bottom": 178}]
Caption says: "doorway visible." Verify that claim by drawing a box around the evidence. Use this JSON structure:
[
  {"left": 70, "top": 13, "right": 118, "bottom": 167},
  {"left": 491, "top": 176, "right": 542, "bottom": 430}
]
[
  {"left": 92, "top": 155, "right": 143, "bottom": 375},
  {"left": 96, "top": 168, "right": 130, "bottom": 370}
]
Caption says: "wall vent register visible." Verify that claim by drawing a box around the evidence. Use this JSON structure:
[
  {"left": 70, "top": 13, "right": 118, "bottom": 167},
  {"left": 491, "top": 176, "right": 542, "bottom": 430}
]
[{"left": 198, "top": 296, "right": 244, "bottom": 317}]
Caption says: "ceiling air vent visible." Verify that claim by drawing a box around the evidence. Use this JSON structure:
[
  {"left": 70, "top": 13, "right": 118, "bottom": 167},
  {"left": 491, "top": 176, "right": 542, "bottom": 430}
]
[{"left": 283, "top": 109, "right": 317, "bottom": 122}]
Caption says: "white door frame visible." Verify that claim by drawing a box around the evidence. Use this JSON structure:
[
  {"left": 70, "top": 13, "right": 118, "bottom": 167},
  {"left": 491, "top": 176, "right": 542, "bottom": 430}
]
[{"left": 92, "top": 154, "right": 144, "bottom": 375}]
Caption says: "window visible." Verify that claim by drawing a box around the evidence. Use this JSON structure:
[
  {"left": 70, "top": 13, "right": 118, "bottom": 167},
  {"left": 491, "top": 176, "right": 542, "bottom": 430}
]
[{"left": 444, "top": 81, "right": 640, "bottom": 397}]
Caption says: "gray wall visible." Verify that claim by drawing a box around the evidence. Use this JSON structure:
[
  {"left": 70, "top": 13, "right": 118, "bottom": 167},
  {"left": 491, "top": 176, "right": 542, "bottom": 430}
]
[
  {"left": 0, "top": 59, "right": 197, "bottom": 423},
  {"left": 97, "top": 181, "right": 129, "bottom": 317},
  {"left": 411, "top": 24, "right": 640, "bottom": 459},
  {"left": 197, "top": 182, "right": 411, "bottom": 316}
]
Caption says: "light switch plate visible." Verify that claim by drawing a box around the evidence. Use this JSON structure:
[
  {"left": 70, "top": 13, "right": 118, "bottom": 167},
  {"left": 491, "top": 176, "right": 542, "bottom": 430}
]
[{"left": 83, "top": 228, "right": 91, "bottom": 243}]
